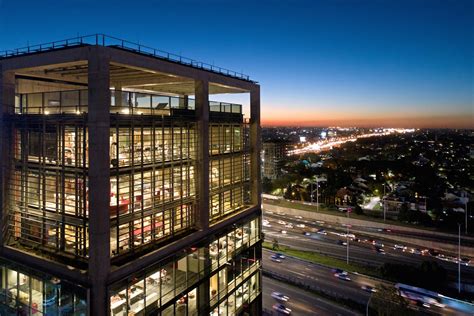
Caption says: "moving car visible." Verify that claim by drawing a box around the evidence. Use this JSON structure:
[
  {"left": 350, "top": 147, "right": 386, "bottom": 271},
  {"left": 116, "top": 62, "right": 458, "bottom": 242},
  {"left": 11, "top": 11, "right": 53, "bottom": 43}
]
[
  {"left": 316, "top": 229, "right": 327, "bottom": 235},
  {"left": 372, "top": 240, "right": 384, "bottom": 248},
  {"left": 281, "top": 230, "right": 287, "bottom": 234},
  {"left": 361, "top": 285, "right": 377, "bottom": 293},
  {"left": 272, "top": 303, "right": 292, "bottom": 314},
  {"left": 332, "top": 268, "right": 348, "bottom": 275},
  {"left": 302, "top": 231, "right": 311, "bottom": 236},
  {"left": 394, "top": 244, "right": 405, "bottom": 250},
  {"left": 296, "top": 224, "right": 305, "bottom": 228},
  {"left": 271, "top": 292, "right": 290, "bottom": 302},
  {"left": 337, "top": 240, "right": 347, "bottom": 246},
  {"left": 334, "top": 273, "right": 351, "bottom": 281},
  {"left": 270, "top": 255, "right": 282, "bottom": 263},
  {"left": 274, "top": 253, "right": 286, "bottom": 259}
]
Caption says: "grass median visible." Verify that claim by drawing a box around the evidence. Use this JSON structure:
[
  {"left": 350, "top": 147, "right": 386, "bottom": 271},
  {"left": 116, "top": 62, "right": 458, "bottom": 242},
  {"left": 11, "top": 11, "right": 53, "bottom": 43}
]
[{"left": 263, "top": 241, "right": 382, "bottom": 278}]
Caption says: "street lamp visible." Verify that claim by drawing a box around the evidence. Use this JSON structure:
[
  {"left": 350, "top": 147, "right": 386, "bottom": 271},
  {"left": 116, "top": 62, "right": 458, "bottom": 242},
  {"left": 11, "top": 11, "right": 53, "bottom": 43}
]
[
  {"left": 366, "top": 291, "right": 373, "bottom": 316},
  {"left": 347, "top": 208, "right": 351, "bottom": 264},
  {"left": 458, "top": 223, "right": 461, "bottom": 294}
]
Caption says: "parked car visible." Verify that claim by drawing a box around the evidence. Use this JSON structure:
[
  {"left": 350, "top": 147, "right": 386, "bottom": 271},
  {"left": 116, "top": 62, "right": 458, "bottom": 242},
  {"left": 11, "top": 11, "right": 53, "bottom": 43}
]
[{"left": 296, "top": 224, "right": 305, "bottom": 228}]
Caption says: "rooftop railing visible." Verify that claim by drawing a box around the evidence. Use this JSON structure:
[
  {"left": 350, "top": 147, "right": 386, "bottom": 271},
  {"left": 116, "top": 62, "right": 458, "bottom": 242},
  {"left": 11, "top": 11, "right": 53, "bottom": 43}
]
[
  {"left": 0, "top": 34, "right": 253, "bottom": 82},
  {"left": 15, "top": 89, "right": 242, "bottom": 116}
]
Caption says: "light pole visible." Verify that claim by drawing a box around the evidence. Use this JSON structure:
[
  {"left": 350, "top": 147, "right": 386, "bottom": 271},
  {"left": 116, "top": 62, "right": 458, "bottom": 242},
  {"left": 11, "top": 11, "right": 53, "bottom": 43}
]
[
  {"left": 465, "top": 199, "right": 468, "bottom": 235},
  {"left": 347, "top": 208, "right": 350, "bottom": 264},
  {"left": 316, "top": 177, "right": 319, "bottom": 212},
  {"left": 383, "top": 183, "right": 386, "bottom": 222},
  {"left": 458, "top": 223, "right": 461, "bottom": 293},
  {"left": 366, "top": 291, "right": 373, "bottom": 316}
]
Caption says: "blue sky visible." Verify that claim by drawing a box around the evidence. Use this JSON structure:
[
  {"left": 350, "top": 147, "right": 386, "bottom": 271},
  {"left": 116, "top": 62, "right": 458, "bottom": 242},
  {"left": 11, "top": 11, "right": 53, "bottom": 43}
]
[{"left": 0, "top": 0, "right": 472, "bottom": 127}]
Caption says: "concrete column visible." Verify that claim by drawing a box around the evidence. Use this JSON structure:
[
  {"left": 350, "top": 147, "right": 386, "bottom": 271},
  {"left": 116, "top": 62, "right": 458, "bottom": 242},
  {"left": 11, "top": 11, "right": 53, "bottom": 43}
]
[
  {"left": 195, "top": 80, "right": 209, "bottom": 230},
  {"left": 87, "top": 48, "right": 111, "bottom": 315},
  {"left": 0, "top": 69, "right": 15, "bottom": 249},
  {"left": 114, "top": 84, "right": 122, "bottom": 107},
  {"left": 250, "top": 86, "right": 261, "bottom": 207},
  {"left": 179, "top": 95, "right": 189, "bottom": 109}
]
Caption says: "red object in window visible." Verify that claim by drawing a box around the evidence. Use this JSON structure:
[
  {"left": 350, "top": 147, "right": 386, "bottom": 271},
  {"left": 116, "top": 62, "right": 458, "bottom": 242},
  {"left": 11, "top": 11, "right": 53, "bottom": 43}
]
[{"left": 133, "top": 224, "right": 152, "bottom": 236}]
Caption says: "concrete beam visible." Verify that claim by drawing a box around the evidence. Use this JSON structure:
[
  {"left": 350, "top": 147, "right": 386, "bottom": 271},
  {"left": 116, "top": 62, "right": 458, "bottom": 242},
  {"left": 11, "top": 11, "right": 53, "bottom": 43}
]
[
  {"left": 87, "top": 47, "right": 111, "bottom": 316},
  {"left": 0, "top": 48, "right": 90, "bottom": 72},
  {"left": 108, "top": 48, "right": 257, "bottom": 92}
]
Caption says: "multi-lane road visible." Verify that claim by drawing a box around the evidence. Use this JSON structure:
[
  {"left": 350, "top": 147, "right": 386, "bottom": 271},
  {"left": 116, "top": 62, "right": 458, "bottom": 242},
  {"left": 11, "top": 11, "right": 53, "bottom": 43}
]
[
  {"left": 261, "top": 209, "right": 474, "bottom": 315},
  {"left": 263, "top": 276, "right": 359, "bottom": 316},
  {"left": 262, "top": 249, "right": 470, "bottom": 315},
  {"left": 262, "top": 210, "right": 474, "bottom": 284}
]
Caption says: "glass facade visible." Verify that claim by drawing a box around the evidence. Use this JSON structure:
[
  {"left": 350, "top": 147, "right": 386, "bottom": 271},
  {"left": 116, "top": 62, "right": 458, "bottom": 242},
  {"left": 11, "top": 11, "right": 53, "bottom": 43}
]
[
  {"left": 8, "top": 90, "right": 252, "bottom": 260},
  {"left": 109, "top": 216, "right": 261, "bottom": 316},
  {"left": 9, "top": 118, "right": 89, "bottom": 259},
  {"left": 3, "top": 54, "right": 259, "bottom": 316},
  {"left": 209, "top": 124, "right": 250, "bottom": 221},
  {"left": 0, "top": 259, "right": 87, "bottom": 315},
  {"left": 109, "top": 122, "right": 197, "bottom": 256}
]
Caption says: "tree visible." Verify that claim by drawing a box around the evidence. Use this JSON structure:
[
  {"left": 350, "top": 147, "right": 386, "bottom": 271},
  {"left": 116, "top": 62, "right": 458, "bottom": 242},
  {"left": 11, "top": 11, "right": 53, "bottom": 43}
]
[
  {"left": 354, "top": 204, "right": 364, "bottom": 215},
  {"left": 272, "top": 238, "right": 279, "bottom": 250},
  {"left": 370, "top": 284, "right": 412, "bottom": 316}
]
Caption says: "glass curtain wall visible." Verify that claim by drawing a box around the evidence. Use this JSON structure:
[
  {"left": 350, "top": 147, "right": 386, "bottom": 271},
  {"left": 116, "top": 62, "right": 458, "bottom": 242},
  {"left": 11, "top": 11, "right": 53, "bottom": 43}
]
[
  {"left": 209, "top": 124, "right": 250, "bottom": 221},
  {"left": 109, "top": 217, "right": 261, "bottom": 316},
  {"left": 109, "top": 121, "right": 197, "bottom": 256},
  {"left": 8, "top": 118, "right": 89, "bottom": 259},
  {"left": 0, "top": 259, "right": 88, "bottom": 315}
]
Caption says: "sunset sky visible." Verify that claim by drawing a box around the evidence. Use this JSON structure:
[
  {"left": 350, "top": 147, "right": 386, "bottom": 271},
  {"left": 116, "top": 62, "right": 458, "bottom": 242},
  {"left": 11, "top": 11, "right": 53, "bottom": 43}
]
[{"left": 0, "top": 0, "right": 472, "bottom": 128}]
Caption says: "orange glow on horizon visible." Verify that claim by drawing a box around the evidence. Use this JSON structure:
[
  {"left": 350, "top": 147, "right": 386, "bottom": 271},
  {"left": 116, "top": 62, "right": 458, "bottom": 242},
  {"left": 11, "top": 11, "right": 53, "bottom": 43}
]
[{"left": 261, "top": 112, "right": 474, "bottom": 129}]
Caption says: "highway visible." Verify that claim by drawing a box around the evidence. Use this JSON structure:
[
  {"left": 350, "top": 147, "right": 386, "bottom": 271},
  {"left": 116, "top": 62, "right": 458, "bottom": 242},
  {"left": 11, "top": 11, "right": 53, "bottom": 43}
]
[
  {"left": 262, "top": 249, "right": 469, "bottom": 315},
  {"left": 262, "top": 211, "right": 474, "bottom": 285},
  {"left": 263, "top": 276, "right": 359, "bottom": 316},
  {"left": 263, "top": 249, "right": 373, "bottom": 304}
]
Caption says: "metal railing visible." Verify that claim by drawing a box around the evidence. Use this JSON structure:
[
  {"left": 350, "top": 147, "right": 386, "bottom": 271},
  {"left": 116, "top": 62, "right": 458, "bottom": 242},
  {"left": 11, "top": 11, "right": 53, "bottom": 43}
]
[
  {"left": 0, "top": 34, "right": 253, "bottom": 81},
  {"left": 15, "top": 89, "right": 242, "bottom": 115}
]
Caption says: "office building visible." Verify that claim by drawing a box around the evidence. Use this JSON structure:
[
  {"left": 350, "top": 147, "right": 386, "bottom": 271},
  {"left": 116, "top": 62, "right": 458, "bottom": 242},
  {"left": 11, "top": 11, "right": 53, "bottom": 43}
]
[
  {"left": 262, "top": 140, "right": 288, "bottom": 180},
  {"left": 0, "top": 35, "right": 261, "bottom": 315}
]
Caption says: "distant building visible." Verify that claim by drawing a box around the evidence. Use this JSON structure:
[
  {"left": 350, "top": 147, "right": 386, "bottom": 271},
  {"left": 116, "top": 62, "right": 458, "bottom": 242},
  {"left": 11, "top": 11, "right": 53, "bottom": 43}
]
[{"left": 262, "top": 140, "right": 289, "bottom": 179}]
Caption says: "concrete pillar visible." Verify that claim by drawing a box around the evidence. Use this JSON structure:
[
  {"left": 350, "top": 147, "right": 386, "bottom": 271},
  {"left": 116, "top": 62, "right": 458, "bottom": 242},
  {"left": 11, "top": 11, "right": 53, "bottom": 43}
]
[
  {"left": 195, "top": 80, "right": 209, "bottom": 230},
  {"left": 0, "top": 69, "right": 15, "bottom": 250},
  {"left": 87, "top": 48, "right": 111, "bottom": 315},
  {"left": 179, "top": 95, "right": 189, "bottom": 109},
  {"left": 250, "top": 86, "right": 261, "bottom": 207},
  {"left": 114, "top": 84, "right": 122, "bottom": 107}
]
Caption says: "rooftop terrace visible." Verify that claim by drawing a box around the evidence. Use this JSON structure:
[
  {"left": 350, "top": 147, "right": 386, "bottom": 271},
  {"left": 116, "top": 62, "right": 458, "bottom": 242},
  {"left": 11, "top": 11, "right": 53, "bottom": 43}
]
[{"left": 0, "top": 34, "right": 254, "bottom": 82}]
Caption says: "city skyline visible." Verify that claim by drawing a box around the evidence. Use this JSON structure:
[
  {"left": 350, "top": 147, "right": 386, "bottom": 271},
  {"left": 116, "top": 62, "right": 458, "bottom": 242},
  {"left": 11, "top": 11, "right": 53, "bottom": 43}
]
[{"left": 0, "top": 0, "right": 472, "bottom": 128}]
